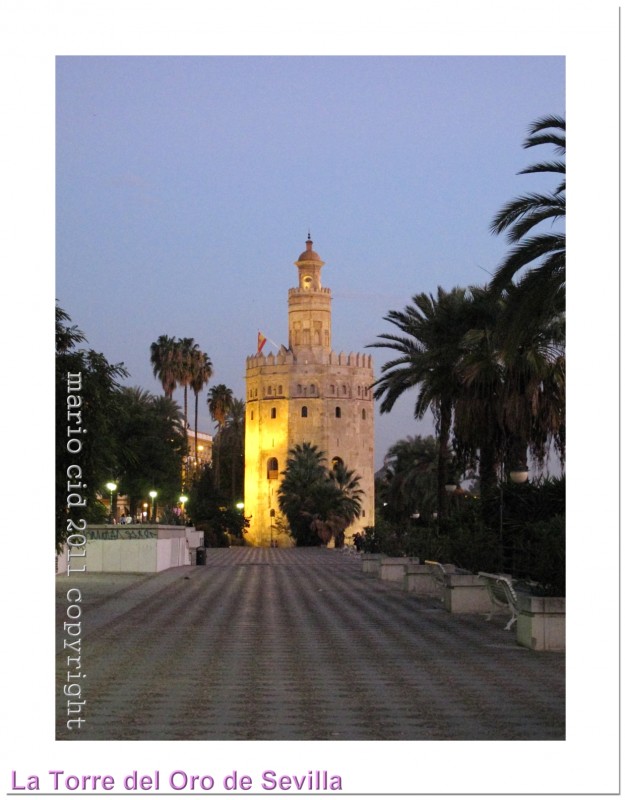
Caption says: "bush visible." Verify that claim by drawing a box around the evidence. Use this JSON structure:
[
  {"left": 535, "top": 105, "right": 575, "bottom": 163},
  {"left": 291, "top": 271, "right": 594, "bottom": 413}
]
[
  {"left": 363, "top": 476, "right": 565, "bottom": 595},
  {"left": 509, "top": 514, "right": 565, "bottom": 596},
  {"left": 362, "top": 521, "right": 406, "bottom": 555}
]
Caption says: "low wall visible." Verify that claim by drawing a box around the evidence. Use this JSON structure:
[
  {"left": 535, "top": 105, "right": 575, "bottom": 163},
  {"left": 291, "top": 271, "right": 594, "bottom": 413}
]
[
  {"left": 379, "top": 557, "right": 420, "bottom": 584},
  {"left": 443, "top": 573, "right": 492, "bottom": 613},
  {"left": 361, "top": 554, "right": 383, "bottom": 576},
  {"left": 56, "top": 525, "right": 199, "bottom": 574},
  {"left": 404, "top": 564, "right": 438, "bottom": 596},
  {"left": 516, "top": 595, "right": 566, "bottom": 651}
]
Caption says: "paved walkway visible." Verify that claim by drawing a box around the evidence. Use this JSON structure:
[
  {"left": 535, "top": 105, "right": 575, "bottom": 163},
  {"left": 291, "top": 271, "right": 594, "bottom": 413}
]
[{"left": 56, "top": 548, "right": 565, "bottom": 740}]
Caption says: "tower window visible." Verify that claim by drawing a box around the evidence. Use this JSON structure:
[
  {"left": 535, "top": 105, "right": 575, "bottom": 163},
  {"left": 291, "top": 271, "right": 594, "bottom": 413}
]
[
  {"left": 362, "top": 409, "right": 366, "bottom": 420},
  {"left": 331, "top": 456, "right": 344, "bottom": 471},
  {"left": 267, "top": 458, "right": 279, "bottom": 480},
  {"left": 271, "top": 407, "right": 277, "bottom": 419},
  {"left": 335, "top": 407, "right": 341, "bottom": 418},
  {"left": 250, "top": 411, "right": 254, "bottom": 420},
  {"left": 301, "top": 406, "right": 308, "bottom": 418}
]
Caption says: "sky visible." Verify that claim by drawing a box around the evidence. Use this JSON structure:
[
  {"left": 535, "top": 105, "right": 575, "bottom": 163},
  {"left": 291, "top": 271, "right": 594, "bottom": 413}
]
[
  {"left": 56, "top": 55, "right": 565, "bottom": 468},
  {"left": 2, "top": 0, "right": 620, "bottom": 795}
]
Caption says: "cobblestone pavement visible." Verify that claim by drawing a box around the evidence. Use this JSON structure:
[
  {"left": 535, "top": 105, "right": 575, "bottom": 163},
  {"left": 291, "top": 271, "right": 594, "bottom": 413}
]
[{"left": 56, "top": 548, "right": 565, "bottom": 740}]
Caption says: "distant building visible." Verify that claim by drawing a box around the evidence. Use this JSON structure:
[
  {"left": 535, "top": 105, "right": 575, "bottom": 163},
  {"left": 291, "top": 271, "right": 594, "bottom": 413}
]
[
  {"left": 184, "top": 429, "right": 213, "bottom": 487},
  {"left": 244, "top": 237, "right": 375, "bottom": 546}
]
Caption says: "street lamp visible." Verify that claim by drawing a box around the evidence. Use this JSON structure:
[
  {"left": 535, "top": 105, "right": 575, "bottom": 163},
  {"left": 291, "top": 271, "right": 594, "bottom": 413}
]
[
  {"left": 149, "top": 490, "right": 158, "bottom": 522},
  {"left": 106, "top": 482, "right": 117, "bottom": 523},
  {"left": 510, "top": 464, "right": 529, "bottom": 484},
  {"left": 179, "top": 494, "right": 188, "bottom": 522}
]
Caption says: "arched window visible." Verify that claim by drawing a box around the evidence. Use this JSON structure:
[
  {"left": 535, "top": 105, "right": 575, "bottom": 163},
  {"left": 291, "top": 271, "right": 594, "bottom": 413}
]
[
  {"left": 301, "top": 406, "right": 308, "bottom": 418},
  {"left": 267, "top": 458, "right": 279, "bottom": 480},
  {"left": 361, "top": 409, "right": 366, "bottom": 420},
  {"left": 335, "top": 407, "right": 341, "bottom": 418},
  {"left": 250, "top": 410, "right": 254, "bottom": 420},
  {"left": 271, "top": 407, "right": 277, "bottom": 419}
]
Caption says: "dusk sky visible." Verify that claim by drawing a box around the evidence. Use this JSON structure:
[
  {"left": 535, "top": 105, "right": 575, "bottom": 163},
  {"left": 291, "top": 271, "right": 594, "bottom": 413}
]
[{"left": 57, "top": 55, "right": 565, "bottom": 468}]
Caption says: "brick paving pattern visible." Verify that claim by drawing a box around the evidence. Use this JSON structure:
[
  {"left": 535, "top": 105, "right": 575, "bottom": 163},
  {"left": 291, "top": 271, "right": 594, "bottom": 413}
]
[{"left": 56, "top": 548, "right": 565, "bottom": 740}]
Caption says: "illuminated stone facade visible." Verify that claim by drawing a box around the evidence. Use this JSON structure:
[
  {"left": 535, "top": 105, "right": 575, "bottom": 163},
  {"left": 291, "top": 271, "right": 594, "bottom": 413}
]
[{"left": 244, "top": 237, "right": 375, "bottom": 546}]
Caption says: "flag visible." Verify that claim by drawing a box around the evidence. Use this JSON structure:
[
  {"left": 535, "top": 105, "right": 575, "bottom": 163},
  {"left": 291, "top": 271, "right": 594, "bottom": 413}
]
[{"left": 257, "top": 331, "right": 267, "bottom": 354}]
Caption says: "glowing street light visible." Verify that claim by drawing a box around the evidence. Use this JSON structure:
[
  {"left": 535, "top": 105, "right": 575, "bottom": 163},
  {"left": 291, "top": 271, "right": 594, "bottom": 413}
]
[
  {"left": 149, "top": 490, "right": 158, "bottom": 522},
  {"left": 106, "top": 481, "right": 117, "bottom": 523},
  {"left": 179, "top": 494, "right": 188, "bottom": 520}
]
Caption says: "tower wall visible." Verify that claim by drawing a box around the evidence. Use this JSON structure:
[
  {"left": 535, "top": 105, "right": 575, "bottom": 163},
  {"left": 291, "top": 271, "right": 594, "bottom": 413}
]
[{"left": 244, "top": 241, "right": 375, "bottom": 547}]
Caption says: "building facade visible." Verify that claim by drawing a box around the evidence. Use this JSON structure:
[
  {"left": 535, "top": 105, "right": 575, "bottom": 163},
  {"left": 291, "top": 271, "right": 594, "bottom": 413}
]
[{"left": 244, "top": 237, "right": 375, "bottom": 546}]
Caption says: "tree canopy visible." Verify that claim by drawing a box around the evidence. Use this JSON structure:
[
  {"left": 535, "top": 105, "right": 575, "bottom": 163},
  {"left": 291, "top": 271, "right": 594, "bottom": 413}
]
[{"left": 278, "top": 443, "right": 363, "bottom": 547}]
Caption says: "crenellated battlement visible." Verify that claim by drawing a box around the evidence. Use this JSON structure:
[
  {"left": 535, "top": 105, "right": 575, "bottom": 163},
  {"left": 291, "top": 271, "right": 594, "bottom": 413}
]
[
  {"left": 246, "top": 349, "right": 373, "bottom": 370},
  {"left": 288, "top": 287, "right": 332, "bottom": 297}
]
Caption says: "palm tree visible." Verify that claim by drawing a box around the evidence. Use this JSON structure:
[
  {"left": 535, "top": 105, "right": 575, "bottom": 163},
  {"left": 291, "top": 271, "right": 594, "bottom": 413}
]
[
  {"left": 278, "top": 443, "right": 332, "bottom": 546},
  {"left": 189, "top": 349, "right": 213, "bottom": 474},
  {"left": 490, "top": 115, "right": 566, "bottom": 332},
  {"left": 452, "top": 287, "right": 508, "bottom": 500},
  {"left": 177, "top": 337, "right": 200, "bottom": 431},
  {"left": 368, "top": 287, "right": 473, "bottom": 519},
  {"left": 379, "top": 436, "right": 438, "bottom": 523},
  {"left": 328, "top": 461, "right": 364, "bottom": 547},
  {"left": 207, "top": 383, "right": 234, "bottom": 490},
  {"left": 150, "top": 335, "right": 179, "bottom": 399},
  {"left": 220, "top": 398, "right": 245, "bottom": 502},
  {"left": 453, "top": 285, "right": 565, "bottom": 500}
]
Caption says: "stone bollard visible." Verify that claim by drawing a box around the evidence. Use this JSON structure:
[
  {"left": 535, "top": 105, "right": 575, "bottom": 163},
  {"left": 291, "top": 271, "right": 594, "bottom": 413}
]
[
  {"left": 443, "top": 573, "right": 492, "bottom": 613},
  {"left": 379, "top": 556, "right": 418, "bottom": 584},
  {"left": 516, "top": 595, "right": 565, "bottom": 651},
  {"left": 361, "top": 553, "right": 383, "bottom": 576},
  {"left": 404, "top": 564, "right": 438, "bottom": 596}
]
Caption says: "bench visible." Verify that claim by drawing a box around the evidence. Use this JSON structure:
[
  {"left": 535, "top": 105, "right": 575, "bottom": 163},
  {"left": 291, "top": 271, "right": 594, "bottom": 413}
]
[
  {"left": 424, "top": 560, "right": 459, "bottom": 602},
  {"left": 477, "top": 572, "right": 519, "bottom": 630}
]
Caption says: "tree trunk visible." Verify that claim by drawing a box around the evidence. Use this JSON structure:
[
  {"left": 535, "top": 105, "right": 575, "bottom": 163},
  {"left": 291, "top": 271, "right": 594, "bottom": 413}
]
[
  {"left": 437, "top": 401, "right": 452, "bottom": 521},
  {"left": 194, "top": 390, "right": 199, "bottom": 479}
]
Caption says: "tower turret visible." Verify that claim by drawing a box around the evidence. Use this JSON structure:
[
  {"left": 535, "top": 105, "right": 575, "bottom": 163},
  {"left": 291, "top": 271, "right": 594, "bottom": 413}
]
[{"left": 288, "top": 235, "right": 332, "bottom": 355}]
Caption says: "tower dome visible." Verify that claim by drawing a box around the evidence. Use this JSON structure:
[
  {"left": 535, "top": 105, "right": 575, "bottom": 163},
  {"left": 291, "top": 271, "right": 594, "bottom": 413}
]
[{"left": 295, "top": 234, "right": 324, "bottom": 266}]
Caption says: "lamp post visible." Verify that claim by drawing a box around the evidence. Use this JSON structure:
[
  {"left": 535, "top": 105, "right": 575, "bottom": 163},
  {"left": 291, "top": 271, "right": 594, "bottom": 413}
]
[
  {"left": 106, "top": 482, "right": 117, "bottom": 523},
  {"left": 499, "top": 462, "right": 529, "bottom": 570},
  {"left": 179, "top": 494, "right": 188, "bottom": 523},
  {"left": 149, "top": 490, "right": 158, "bottom": 523}
]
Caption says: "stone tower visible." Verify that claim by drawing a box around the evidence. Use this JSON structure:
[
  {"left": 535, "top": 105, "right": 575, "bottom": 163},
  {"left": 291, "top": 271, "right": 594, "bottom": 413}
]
[{"left": 244, "top": 236, "right": 375, "bottom": 546}]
